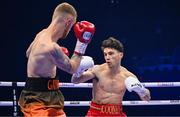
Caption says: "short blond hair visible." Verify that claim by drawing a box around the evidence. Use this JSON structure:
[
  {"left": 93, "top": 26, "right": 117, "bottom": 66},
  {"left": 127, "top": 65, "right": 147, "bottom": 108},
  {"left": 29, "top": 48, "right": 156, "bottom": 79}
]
[{"left": 52, "top": 2, "right": 77, "bottom": 21}]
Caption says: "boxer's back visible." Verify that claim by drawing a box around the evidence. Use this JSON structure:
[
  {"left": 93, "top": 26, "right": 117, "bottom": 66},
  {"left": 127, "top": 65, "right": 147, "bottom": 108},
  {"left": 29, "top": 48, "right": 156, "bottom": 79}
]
[{"left": 27, "top": 31, "right": 56, "bottom": 78}]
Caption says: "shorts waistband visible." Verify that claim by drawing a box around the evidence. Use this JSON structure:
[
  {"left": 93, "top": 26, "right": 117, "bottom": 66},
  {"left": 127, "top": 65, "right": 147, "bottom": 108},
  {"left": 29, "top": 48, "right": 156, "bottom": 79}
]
[
  {"left": 24, "top": 77, "right": 59, "bottom": 91},
  {"left": 90, "top": 101, "right": 123, "bottom": 115}
]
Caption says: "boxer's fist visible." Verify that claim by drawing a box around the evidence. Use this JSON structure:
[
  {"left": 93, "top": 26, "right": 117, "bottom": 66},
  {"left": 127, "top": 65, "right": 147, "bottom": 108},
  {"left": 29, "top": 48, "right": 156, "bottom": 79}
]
[
  {"left": 73, "top": 56, "right": 94, "bottom": 77},
  {"left": 60, "top": 46, "right": 69, "bottom": 56},
  {"left": 125, "top": 76, "right": 151, "bottom": 101},
  {"left": 74, "top": 21, "right": 95, "bottom": 55},
  {"left": 139, "top": 89, "right": 151, "bottom": 101},
  {"left": 74, "top": 21, "right": 95, "bottom": 44}
]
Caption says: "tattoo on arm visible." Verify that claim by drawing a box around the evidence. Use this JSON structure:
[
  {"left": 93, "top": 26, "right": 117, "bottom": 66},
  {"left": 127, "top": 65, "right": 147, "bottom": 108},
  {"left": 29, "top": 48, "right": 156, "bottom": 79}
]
[
  {"left": 71, "top": 54, "right": 82, "bottom": 60},
  {"left": 50, "top": 46, "right": 72, "bottom": 72}
]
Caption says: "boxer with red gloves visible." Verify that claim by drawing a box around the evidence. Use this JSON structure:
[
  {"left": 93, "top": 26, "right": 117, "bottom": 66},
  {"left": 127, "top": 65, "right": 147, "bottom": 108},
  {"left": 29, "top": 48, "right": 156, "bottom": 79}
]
[{"left": 19, "top": 2, "right": 95, "bottom": 117}]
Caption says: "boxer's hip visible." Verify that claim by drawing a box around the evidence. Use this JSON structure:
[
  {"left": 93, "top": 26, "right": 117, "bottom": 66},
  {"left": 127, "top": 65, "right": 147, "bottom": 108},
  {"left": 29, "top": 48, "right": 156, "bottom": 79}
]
[
  {"left": 19, "top": 77, "right": 64, "bottom": 109},
  {"left": 24, "top": 77, "right": 59, "bottom": 91}
]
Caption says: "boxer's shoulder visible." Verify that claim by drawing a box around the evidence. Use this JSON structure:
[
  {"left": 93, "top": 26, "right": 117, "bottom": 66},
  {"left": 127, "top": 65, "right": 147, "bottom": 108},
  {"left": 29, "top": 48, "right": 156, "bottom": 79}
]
[{"left": 91, "top": 64, "right": 105, "bottom": 74}]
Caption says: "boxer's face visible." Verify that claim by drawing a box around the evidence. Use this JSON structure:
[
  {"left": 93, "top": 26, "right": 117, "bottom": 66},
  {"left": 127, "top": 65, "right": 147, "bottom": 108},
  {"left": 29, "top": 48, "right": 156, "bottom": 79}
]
[{"left": 103, "top": 48, "right": 123, "bottom": 67}]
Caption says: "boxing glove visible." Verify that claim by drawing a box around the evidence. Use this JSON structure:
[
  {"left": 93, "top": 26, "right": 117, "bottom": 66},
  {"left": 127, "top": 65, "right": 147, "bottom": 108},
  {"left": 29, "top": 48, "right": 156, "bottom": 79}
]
[
  {"left": 74, "top": 21, "right": 95, "bottom": 55},
  {"left": 73, "top": 56, "right": 94, "bottom": 77},
  {"left": 60, "top": 46, "right": 69, "bottom": 56},
  {"left": 125, "top": 76, "right": 147, "bottom": 97}
]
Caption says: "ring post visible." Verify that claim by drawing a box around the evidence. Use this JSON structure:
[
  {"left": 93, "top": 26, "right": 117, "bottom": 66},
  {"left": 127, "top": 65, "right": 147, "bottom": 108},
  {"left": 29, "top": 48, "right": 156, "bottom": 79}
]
[{"left": 12, "top": 82, "right": 18, "bottom": 116}]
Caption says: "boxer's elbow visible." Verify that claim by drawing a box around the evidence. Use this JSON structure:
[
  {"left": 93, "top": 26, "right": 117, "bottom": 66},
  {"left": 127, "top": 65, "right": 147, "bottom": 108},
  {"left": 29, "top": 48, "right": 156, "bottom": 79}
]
[{"left": 56, "top": 62, "right": 74, "bottom": 74}]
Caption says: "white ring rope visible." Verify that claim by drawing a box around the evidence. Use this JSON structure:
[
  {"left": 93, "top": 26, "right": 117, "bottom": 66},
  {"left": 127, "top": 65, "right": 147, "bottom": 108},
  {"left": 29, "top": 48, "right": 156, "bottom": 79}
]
[
  {"left": 0, "top": 81, "right": 180, "bottom": 107},
  {"left": 0, "top": 100, "right": 180, "bottom": 106},
  {"left": 0, "top": 81, "right": 180, "bottom": 88}
]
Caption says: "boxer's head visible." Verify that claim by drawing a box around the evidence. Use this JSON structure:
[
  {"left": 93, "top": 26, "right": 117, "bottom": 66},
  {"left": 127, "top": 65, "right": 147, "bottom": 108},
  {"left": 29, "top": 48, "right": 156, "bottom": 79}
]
[
  {"left": 52, "top": 2, "right": 77, "bottom": 39},
  {"left": 101, "top": 37, "right": 124, "bottom": 67},
  {"left": 101, "top": 37, "right": 124, "bottom": 53},
  {"left": 52, "top": 2, "right": 77, "bottom": 23}
]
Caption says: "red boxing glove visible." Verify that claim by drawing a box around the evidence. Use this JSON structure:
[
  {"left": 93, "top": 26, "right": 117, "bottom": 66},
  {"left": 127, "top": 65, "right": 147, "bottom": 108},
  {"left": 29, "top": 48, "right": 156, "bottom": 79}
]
[
  {"left": 74, "top": 21, "right": 95, "bottom": 43},
  {"left": 74, "top": 21, "right": 95, "bottom": 55},
  {"left": 60, "top": 46, "right": 69, "bottom": 56}
]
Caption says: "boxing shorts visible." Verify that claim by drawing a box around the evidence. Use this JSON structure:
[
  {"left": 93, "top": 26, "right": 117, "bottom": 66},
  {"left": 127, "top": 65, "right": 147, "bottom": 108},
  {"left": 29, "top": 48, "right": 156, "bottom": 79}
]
[
  {"left": 18, "top": 77, "right": 65, "bottom": 117},
  {"left": 86, "top": 101, "right": 127, "bottom": 117}
]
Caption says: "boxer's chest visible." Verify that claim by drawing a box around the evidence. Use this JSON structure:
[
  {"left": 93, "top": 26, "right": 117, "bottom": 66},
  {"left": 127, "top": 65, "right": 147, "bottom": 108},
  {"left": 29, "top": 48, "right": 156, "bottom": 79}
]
[{"left": 97, "top": 72, "right": 126, "bottom": 93}]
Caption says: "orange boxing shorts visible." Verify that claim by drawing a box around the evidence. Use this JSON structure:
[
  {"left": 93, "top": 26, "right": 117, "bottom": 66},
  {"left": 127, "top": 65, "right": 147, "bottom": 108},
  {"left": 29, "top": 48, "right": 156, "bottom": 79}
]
[{"left": 18, "top": 77, "right": 66, "bottom": 117}]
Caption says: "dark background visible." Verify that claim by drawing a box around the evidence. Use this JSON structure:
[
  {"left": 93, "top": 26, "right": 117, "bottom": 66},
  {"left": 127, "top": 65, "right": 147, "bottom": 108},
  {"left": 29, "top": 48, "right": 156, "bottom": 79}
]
[{"left": 1, "top": 0, "right": 180, "bottom": 116}]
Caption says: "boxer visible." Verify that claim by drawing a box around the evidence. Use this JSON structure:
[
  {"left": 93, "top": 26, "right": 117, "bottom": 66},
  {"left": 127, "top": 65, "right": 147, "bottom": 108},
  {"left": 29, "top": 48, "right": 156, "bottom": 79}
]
[
  {"left": 71, "top": 37, "right": 150, "bottom": 116},
  {"left": 18, "top": 2, "right": 95, "bottom": 117}
]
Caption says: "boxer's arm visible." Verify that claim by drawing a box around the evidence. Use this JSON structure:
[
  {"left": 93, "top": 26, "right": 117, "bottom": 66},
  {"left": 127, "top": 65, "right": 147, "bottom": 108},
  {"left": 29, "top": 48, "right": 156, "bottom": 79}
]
[
  {"left": 50, "top": 43, "right": 82, "bottom": 74},
  {"left": 125, "top": 76, "right": 151, "bottom": 101},
  {"left": 71, "top": 67, "right": 96, "bottom": 83},
  {"left": 71, "top": 56, "right": 95, "bottom": 83}
]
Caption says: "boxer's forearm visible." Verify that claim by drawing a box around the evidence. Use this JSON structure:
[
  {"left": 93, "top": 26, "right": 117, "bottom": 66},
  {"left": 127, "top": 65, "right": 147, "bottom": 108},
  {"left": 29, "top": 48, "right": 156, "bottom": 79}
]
[{"left": 70, "top": 54, "right": 82, "bottom": 73}]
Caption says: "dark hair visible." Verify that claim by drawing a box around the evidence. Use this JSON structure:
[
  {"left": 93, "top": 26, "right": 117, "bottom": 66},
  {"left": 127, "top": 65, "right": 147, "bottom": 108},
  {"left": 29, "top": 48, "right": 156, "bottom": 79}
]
[{"left": 101, "top": 37, "right": 124, "bottom": 52}]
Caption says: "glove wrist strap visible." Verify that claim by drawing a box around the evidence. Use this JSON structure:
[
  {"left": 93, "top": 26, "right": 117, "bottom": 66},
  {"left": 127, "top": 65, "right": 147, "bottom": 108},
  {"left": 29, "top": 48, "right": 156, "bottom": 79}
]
[{"left": 74, "top": 40, "right": 88, "bottom": 55}]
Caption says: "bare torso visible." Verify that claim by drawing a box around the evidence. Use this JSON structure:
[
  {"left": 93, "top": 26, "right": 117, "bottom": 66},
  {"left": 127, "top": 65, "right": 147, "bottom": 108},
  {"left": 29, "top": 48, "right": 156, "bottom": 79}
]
[
  {"left": 27, "top": 30, "right": 57, "bottom": 78},
  {"left": 92, "top": 64, "right": 128, "bottom": 104}
]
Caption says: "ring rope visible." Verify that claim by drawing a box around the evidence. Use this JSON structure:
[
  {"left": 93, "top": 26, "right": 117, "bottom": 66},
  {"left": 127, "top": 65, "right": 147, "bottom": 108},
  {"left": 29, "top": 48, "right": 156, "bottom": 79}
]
[
  {"left": 0, "top": 100, "right": 180, "bottom": 106},
  {"left": 0, "top": 81, "right": 180, "bottom": 88}
]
